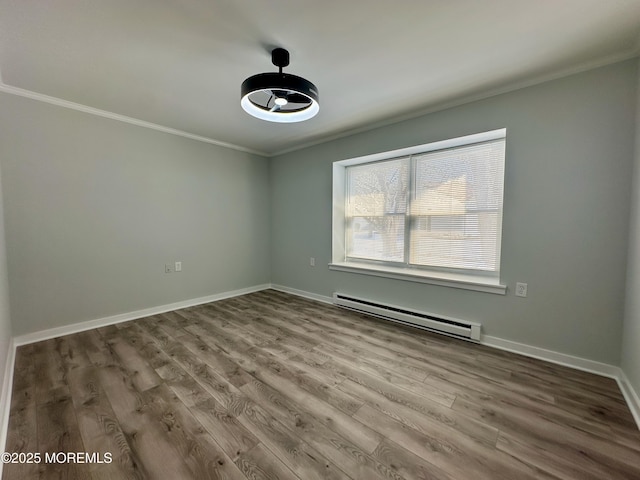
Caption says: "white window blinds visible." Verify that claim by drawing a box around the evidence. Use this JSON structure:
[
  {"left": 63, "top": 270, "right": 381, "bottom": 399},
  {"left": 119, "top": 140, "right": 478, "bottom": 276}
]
[
  {"left": 345, "top": 134, "right": 505, "bottom": 275},
  {"left": 410, "top": 139, "right": 505, "bottom": 271},
  {"left": 346, "top": 158, "right": 409, "bottom": 262}
]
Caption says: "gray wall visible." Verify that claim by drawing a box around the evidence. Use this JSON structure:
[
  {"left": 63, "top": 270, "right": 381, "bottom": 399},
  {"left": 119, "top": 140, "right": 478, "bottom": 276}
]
[
  {"left": 622, "top": 61, "right": 640, "bottom": 397},
  {"left": 270, "top": 60, "right": 637, "bottom": 365},
  {"left": 0, "top": 92, "right": 271, "bottom": 336},
  {"left": 0, "top": 162, "right": 12, "bottom": 393}
]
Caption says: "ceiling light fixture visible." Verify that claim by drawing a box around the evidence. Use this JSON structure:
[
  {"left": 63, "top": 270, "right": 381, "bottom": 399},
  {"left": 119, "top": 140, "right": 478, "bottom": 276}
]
[{"left": 241, "top": 48, "right": 319, "bottom": 123}]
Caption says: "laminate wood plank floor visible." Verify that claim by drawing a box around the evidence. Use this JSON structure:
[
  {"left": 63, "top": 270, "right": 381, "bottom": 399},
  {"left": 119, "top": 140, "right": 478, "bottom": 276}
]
[{"left": 3, "top": 289, "right": 640, "bottom": 479}]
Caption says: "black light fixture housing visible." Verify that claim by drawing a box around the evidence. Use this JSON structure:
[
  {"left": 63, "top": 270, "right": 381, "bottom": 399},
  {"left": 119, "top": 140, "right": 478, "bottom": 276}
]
[{"left": 241, "top": 48, "right": 319, "bottom": 123}]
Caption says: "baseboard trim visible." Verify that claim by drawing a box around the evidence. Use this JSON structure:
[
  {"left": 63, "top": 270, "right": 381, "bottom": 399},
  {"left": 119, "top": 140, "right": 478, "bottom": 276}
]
[
  {"left": 14, "top": 284, "right": 271, "bottom": 346},
  {"left": 270, "top": 284, "right": 621, "bottom": 378},
  {"left": 0, "top": 337, "right": 16, "bottom": 479},
  {"left": 273, "top": 284, "right": 639, "bottom": 430},
  {"left": 480, "top": 335, "right": 621, "bottom": 379},
  {"left": 270, "top": 284, "right": 333, "bottom": 304},
  {"left": 617, "top": 370, "right": 640, "bottom": 429},
  {"left": 480, "top": 335, "right": 639, "bottom": 430},
  {"left": 5, "top": 282, "right": 639, "bottom": 431}
]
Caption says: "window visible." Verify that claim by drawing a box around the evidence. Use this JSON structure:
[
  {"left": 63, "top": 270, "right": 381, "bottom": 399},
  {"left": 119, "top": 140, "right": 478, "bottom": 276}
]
[{"left": 331, "top": 129, "right": 507, "bottom": 294}]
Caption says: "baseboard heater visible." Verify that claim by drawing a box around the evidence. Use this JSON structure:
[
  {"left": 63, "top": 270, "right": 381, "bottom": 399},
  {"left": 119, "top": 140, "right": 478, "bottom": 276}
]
[{"left": 333, "top": 293, "right": 481, "bottom": 342}]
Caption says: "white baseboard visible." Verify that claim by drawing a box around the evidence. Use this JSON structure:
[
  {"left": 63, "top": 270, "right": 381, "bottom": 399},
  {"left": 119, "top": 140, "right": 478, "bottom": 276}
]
[
  {"left": 480, "top": 335, "right": 621, "bottom": 379},
  {"left": 617, "top": 370, "right": 640, "bottom": 429},
  {"left": 14, "top": 284, "right": 271, "bottom": 346},
  {"left": 0, "top": 283, "right": 271, "bottom": 471},
  {"left": 480, "top": 335, "right": 639, "bottom": 430},
  {"left": 4, "top": 282, "right": 639, "bottom": 433},
  {"left": 270, "top": 285, "right": 620, "bottom": 378},
  {"left": 270, "top": 284, "right": 333, "bottom": 304},
  {"left": 0, "top": 337, "right": 16, "bottom": 479},
  {"left": 273, "top": 284, "right": 639, "bottom": 430}
]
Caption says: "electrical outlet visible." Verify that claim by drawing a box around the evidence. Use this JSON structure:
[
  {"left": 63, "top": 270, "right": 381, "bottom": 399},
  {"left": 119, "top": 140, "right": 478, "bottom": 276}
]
[
  {"left": 165, "top": 263, "right": 173, "bottom": 274},
  {"left": 310, "top": 257, "right": 315, "bottom": 267},
  {"left": 515, "top": 282, "right": 528, "bottom": 297},
  {"left": 175, "top": 261, "right": 182, "bottom": 272}
]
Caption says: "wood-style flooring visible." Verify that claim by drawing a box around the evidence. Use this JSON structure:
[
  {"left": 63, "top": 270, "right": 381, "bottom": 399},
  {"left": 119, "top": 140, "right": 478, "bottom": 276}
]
[{"left": 3, "top": 289, "right": 640, "bottom": 479}]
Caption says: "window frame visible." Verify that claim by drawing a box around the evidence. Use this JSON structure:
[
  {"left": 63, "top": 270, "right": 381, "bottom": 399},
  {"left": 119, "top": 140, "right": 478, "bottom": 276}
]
[{"left": 330, "top": 129, "right": 508, "bottom": 295}]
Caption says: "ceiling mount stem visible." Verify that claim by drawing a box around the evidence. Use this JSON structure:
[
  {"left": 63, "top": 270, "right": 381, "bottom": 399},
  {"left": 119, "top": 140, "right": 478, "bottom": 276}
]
[{"left": 271, "top": 48, "right": 290, "bottom": 70}]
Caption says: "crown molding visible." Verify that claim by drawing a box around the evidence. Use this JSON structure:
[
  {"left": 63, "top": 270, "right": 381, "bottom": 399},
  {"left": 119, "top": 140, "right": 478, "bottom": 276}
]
[
  {"left": 1, "top": 48, "right": 638, "bottom": 159},
  {"left": 270, "top": 49, "right": 640, "bottom": 157},
  {"left": 0, "top": 82, "right": 269, "bottom": 157}
]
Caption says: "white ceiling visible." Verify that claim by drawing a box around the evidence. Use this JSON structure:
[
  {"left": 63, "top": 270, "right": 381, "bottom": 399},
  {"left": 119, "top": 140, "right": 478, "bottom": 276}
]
[{"left": 1, "top": 1, "right": 640, "bottom": 156}]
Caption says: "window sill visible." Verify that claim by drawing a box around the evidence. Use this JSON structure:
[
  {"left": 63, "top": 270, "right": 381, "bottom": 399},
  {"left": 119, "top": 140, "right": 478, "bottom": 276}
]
[{"left": 328, "top": 262, "right": 507, "bottom": 295}]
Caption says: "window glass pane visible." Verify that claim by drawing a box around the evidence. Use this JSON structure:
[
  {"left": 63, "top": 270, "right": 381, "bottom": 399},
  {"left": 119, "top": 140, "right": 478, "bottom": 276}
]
[
  {"left": 410, "top": 139, "right": 505, "bottom": 271},
  {"left": 348, "top": 216, "right": 405, "bottom": 262},
  {"left": 346, "top": 158, "right": 409, "bottom": 262}
]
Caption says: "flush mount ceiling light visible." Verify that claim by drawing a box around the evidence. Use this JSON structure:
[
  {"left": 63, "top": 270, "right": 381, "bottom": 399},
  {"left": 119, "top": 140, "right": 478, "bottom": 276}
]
[{"left": 241, "top": 48, "right": 319, "bottom": 123}]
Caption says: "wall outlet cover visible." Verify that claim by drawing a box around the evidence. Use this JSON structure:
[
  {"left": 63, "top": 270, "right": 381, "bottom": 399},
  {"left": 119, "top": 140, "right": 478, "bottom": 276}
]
[{"left": 515, "top": 282, "right": 528, "bottom": 297}]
